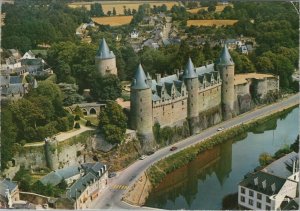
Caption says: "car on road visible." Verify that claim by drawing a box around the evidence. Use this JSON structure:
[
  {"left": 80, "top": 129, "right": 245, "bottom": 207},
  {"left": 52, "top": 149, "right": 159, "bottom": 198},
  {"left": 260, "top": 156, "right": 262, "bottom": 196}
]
[
  {"left": 139, "top": 155, "right": 146, "bottom": 160},
  {"left": 170, "top": 146, "right": 178, "bottom": 151},
  {"left": 108, "top": 172, "right": 116, "bottom": 178},
  {"left": 146, "top": 151, "right": 155, "bottom": 156},
  {"left": 217, "top": 127, "right": 225, "bottom": 131}
]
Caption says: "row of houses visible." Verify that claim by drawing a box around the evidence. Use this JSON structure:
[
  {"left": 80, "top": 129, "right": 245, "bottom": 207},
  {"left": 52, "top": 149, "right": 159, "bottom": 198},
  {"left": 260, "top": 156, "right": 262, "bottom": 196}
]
[{"left": 238, "top": 152, "right": 299, "bottom": 210}]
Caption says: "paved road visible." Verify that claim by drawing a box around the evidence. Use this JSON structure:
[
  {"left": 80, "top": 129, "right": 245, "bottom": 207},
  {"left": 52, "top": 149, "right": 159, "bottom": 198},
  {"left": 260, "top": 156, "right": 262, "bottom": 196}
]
[{"left": 90, "top": 93, "right": 299, "bottom": 209}]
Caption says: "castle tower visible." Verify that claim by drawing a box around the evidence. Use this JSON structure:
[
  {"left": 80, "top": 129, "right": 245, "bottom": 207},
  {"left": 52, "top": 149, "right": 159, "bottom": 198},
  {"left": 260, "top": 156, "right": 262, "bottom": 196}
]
[
  {"left": 217, "top": 45, "right": 235, "bottom": 120},
  {"left": 130, "top": 64, "right": 153, "bottom": 137},
  {"left": 183, "top": 58, "right": 199, "bottom": 120},
  {"left": 95, "top": 38, "right": 118, "bottom": 76},
  {"left": 44, "top": 137, "right": 59, "bottom": 170}
]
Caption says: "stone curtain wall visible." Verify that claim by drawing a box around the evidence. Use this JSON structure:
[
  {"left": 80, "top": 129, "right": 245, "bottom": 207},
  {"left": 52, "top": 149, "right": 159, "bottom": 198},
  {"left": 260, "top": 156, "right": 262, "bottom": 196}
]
[{"left": 198, "top": 84, "right": 222, "bottom": 113}]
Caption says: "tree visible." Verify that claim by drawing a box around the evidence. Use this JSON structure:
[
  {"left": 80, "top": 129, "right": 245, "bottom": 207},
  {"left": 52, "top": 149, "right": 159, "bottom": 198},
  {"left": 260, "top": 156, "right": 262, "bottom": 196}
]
[
  {"left": 98, "top": 101, "right": 127, "bottom": 144},
  {"left": 90, "top": 3, "right": 104, "bottom": 17},
  {"left": 107, "top": 11, "right": 112, "bottom": 16},
  {"left": 208, "top": 5, "right": 216, "bottom": 12},
  {"left": 259, "top": 152, "right": 273, "bottom": 166},
  {"left": 90, "top": 74, "right": 122, "bottom": 101},
  {"left": 112, "top": 7, "right": 116, "bottom": 16}
]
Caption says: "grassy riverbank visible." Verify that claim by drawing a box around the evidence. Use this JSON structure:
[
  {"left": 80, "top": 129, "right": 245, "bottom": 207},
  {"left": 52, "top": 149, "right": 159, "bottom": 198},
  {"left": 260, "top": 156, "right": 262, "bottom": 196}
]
[{"left": 147, "top": 105, "right": 298, "bottom": 187}]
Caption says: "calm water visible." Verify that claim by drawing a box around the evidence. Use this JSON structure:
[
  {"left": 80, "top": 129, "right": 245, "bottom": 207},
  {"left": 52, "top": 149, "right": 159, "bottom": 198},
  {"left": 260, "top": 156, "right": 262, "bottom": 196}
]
[{"left": 145, "top": 107, "right": 299, "bottom": 210}]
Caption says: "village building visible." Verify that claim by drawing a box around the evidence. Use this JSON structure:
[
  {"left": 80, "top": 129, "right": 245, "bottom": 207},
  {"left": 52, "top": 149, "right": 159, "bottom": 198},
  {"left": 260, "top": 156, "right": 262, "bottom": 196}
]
[
  {"left": 0, "top": 179, "right": 20, "bottom": 208},
  {"left": 238, "top": 152, "right": 299, "bottom": 210}
]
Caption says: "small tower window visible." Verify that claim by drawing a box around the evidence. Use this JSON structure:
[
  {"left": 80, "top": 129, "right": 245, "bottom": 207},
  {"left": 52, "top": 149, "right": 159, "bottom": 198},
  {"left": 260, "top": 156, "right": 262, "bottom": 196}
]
[
  {"left": 182, "top": 101, "right": 184, "bottom": 105},
  {"left": 140, "top": 117, "right": 143, "bottom": 121},
  {"left": 140, "top": 98, "right": 142, "bottom": 102},
  {"left": 226, "top": 74, "right": 228, "bottom": 77}
]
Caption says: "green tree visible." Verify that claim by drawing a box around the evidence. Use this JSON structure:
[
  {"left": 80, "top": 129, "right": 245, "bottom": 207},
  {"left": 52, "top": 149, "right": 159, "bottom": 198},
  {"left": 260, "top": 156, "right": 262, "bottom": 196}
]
[
  {"left": 98, "top": 101, "right": 127, "bottom": 144},
  {"left": 112, "top": 7, "right": 116, "bottom": 16},
  {"left": 259, "top": 152, "right": 273, "bottom": 166}
]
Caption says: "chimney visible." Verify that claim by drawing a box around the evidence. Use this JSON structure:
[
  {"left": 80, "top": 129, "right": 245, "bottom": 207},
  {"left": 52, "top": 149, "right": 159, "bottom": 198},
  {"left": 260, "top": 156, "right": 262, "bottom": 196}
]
[
  {"left": 156, "top": 73, "right": 161, "bottom": 83},
  {"left": 104, "top": 164, "right": 107, "bottom": 171},
  {"left": 98, "top": 171, "right": 101, "bottom": 177}
]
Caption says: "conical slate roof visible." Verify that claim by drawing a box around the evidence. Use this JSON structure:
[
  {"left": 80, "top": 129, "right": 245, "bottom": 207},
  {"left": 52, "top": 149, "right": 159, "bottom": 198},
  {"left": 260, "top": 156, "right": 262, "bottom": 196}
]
[
  {"left": 183, "top": 57, "right": 197, "bottom": 79},
  {"left": 217, "top": 45, "right": 234, "bottom": 65},
  {"left": 131, "top": 64, "right": 149, "bottom": 90},
  {"left": 96, "top": 38, "right": 115, "bottom": 59}
]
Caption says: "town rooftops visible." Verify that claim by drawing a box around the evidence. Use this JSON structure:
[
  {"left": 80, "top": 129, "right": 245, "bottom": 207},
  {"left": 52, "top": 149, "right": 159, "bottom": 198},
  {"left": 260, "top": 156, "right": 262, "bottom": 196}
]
[
  {"left": 239, "top": 171, "right": 287, "bottom": 196},
  {"left": 217, "top": 45, "right": 234, "bottom": 66},
  {"left": 234, "top": 73, "right": 278, "bottom": 85},
  {"left": 262, "top": 151, "right": 298, "bottom": 179},
  {"left": 0, "top": 179, "right": 17, "bottom": 196},
  {"left": 131, "top": 64, "right": 149, "bottom": 90},
  {"left": 96, "top": 38, "right": 115, "bottom": 59},
  {"left": 40, "top": 165, "right": 81, "bottom": 186}
]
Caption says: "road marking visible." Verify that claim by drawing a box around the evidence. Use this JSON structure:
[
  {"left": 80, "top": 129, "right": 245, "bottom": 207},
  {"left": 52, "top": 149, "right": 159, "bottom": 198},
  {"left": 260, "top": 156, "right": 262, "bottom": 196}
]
[{"left": 112, "top": 184, "right": 128, "bottom": 190}]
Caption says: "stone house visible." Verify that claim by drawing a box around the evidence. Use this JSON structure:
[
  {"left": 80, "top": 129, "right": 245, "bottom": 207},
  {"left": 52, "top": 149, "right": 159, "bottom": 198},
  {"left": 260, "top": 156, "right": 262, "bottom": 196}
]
[{"left": 0, "top": 179, "right": 20, "bottom": 208}]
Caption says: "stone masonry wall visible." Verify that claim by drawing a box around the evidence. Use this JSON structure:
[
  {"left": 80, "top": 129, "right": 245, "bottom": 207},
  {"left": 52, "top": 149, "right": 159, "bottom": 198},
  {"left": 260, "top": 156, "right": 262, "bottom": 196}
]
[{"left": 198, "top": 84, "right": 222, "bottom": 113}]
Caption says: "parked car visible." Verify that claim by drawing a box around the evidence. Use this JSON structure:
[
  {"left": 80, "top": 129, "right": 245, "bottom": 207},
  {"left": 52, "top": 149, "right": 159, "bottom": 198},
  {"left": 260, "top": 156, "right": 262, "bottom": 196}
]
[
  {"left": 217, "top": 127, "right": 225, "bottom": 131},
  {"left": 139, "top": 155, "right": 146, "bottom": 160},
  {"left": 108, "top": 172, "right": 116, "bottom": 178},
  {"left": 170, "top": 146, "right": 178, "bottom": 151}
]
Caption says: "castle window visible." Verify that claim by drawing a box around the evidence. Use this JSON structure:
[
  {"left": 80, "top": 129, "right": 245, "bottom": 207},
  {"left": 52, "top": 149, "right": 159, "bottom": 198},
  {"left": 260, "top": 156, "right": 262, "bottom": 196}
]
[
  {"left": 182, "top": 101, "right": 184, "bottom": 105},
  {"left": 226, "top": 74, "right": 228, "bottom": 77},
  {"left": 140, "top": 98, "right": 142, "bottom": 102},
  {"left": 172, "top": 104, "right": 174, "bottom": 109},
  {"left": 140, "top": 117, "right": 143, "bottom": 121},
  {"left": 226, "top": 89, "right": 227, "bottom": 93},
  {"left": 140, "top": 108, "right": 142, "bottom": 112}
]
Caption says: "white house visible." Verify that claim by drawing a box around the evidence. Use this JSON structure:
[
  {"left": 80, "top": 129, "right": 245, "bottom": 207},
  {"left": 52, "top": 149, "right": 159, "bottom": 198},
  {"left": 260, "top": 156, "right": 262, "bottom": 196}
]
[
  {"left": 22, "top": 50, "right": 35, "bottom": 60},
  {"left": 130, "top": 29, "right": 139, "bottom": 39},
  {"left": 238, "top": 152, "right": 299, "bottom": 210}
]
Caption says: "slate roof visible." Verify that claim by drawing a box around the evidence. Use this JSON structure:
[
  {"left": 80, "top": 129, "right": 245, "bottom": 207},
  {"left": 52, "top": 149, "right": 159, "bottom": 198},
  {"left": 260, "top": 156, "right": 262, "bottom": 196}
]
[
  {"left": 262, "top": 152, "right": 298, "bottom": 179},
  {"left": 195, "top": 63, "right": 215, "bottom": 76},
  {"left": 183, "top": 58, "right": 197, "bottom": 79},
  {"left": 96, "top": 38, "right": 115, "bottom": 59},
  {"left": 131, "top": 64, "right": 149, "bottom": 90},
  {"left": 282, "top": 197, "right": 299, "bottom": 210},
  {"left": 0, "top": 179, "right": 17, "bottom": 196},
  {"left": 1, "top": 84, "right": 24, "bottom": 96},
  {"left": 239, "top": 171, "right": 287, "bottom": 196},
  {"left": 81, "top": 162, "right": 105, "bottom": 177},
  {"left": 40, "top": 165, "right": 81, "bottom": 186},
  {"left": 217, "top": 45, "right": 234, "bottom": 65},
  {"left": 9, "top": 76, "right": 23, "bottom": 84}
]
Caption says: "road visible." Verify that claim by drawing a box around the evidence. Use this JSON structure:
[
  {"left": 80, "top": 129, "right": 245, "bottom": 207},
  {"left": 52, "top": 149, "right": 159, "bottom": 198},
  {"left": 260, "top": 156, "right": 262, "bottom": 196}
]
[{"left": 90, "top": 93, "right": 299, "bottom": 209}]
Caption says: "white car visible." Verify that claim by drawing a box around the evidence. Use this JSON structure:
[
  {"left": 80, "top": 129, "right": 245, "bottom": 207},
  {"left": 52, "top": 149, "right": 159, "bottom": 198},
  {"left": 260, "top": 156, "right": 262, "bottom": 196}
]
[
  {"left": 139, "top": 155, "right": 146, "bottom": 160},
  {"left": 217, "top": 127, "right": 225, "bottom": 131}
]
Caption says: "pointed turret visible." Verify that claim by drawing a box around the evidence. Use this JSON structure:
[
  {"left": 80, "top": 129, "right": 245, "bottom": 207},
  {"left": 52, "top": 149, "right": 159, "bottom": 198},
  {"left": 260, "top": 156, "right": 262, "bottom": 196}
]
[
  {"left": 183, "top": 57, "right": 197, "bottom": 79},
  {"left": 95, "top": 38, "right": 118, "bottom": 76},
  {"left": 217, "top": 44, "right": 234, "bottom": 65},
  {"left": 96, "top": 38, "right": 115, "bottom": 59},
  {"left": 131, "top": 64, "right": 149, "bottom": 90}
]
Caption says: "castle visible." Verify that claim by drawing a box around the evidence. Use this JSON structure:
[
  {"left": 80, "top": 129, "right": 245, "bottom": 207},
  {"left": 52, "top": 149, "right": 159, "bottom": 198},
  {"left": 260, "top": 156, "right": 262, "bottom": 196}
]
[
  {"left": 129, "top": 45, "right": 279, "bottom": 139},
  {"left": 94, "top": 39, "right": 279, "bottom": 142}
]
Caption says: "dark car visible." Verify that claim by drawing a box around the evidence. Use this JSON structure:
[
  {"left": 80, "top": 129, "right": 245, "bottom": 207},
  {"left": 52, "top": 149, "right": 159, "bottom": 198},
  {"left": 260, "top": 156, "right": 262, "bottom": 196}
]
[
  {"left": 146, "top": 151, "right": 155, "bottom": 155},
  {"left": 170, "top": 146, "right": 178, "bottom": 151},
  {"left": 108, "top": 172, "right": 116, "bottom": 178}
]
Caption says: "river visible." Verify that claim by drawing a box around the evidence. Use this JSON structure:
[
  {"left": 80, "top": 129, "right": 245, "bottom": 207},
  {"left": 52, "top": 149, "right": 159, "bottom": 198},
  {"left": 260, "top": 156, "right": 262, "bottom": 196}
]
[{"left": 145, "top": 107, "right": 299, "bottom": 210}]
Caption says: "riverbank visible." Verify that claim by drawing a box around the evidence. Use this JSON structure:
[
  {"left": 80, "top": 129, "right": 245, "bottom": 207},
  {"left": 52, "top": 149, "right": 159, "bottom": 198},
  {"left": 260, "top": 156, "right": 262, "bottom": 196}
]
[{"left": 123, "top": 102, "right": 299, "bottom": 207}]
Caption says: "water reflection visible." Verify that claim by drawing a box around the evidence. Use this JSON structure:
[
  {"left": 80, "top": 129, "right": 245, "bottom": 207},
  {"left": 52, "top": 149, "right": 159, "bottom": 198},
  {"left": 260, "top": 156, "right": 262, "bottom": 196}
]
[{"left": 145, "top": 107, "right": 299, "bottom": 210}]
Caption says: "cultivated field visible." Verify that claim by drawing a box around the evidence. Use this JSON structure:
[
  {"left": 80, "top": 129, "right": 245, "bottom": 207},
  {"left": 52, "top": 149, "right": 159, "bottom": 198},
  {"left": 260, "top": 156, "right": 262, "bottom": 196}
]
[
  {"left": 187, "top": 4, "right": 233, "bottom": 14},
  {"left": 69, "top": 1, "right": 179, "bottom": 15},
  {"left": 187, "top": 19, "right": 238, "bottom": 27},
  {"left": 92, "top": 16, "right": 133, "bottom": 26}
]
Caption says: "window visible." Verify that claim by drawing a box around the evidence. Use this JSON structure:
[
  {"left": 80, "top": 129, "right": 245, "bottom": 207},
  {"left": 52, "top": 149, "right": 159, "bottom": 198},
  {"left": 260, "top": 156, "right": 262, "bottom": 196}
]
[
  {"left": 257, "top": 202, "right": 261, "bottom": 209},
  {"left": 266, "top": 197, "right": 271, "bottom": 203},
  {"left": 249, "top": 190, "right": 254, "bottom": 197},
  {"left": 240, "top": 196, "right": 245, "bottom": 202},
  {"left": 140, "top": 98, "right": 142, "bottom": 102},
  {"left": 241, "top": 187, "right": 245, "bottom": 194},
  {"left": 257, "top": 193, "right": 262, "bottom": 200},
  {"left": 226, "top": 73, "right": 228, "bottom": 77},
  {"left": 140, "top": 108, "right": 142, "bottom": 112},
  {"left": 140, "top": 117, "right": 143, "bottom": 121},
  {"left": 249, "top": 199, "right": 253, "bottom": 206},
  {"left": 182, "top": 101, "right": 184, "bottom": 105},
  {"left": 266, "top": 205, "right": 271, "bottom": 210}
]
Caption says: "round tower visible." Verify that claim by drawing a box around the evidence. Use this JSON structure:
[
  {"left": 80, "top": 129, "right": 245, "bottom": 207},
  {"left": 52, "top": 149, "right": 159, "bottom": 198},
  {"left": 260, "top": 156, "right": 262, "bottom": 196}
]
[
  {"left": 44, "top": 137, "right": 59, "bottom": 170},
  {"left": 130, "top": 64, "right": 153, "bottom": 135},
  {"left": 95, "top": 38, "right": 118, "bottom": 76},
  {"left": 217, "top": 45, "right": 235, "bottom": 120},
  {"left": 183, "top": 58, "right": 199, "bottom": 119}
]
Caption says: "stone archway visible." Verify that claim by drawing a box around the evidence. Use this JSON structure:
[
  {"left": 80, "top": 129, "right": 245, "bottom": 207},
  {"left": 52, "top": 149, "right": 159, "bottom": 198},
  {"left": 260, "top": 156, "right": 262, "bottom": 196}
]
[
  {"left": 82, "top": 108, "right": 88, "bottom": 116},
  {"left": 90, "top": 107, "right": 97, "bottom": 115}
]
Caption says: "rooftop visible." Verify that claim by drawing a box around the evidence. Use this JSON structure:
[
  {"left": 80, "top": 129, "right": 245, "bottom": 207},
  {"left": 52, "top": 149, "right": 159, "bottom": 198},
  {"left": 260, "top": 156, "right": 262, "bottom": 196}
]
[
  {"left": 234, "top": 73, "right": 277, "bottom": 85},
  {"left": 0, "top": 179, "right": 17, "bottom": 196},
  {"left": 262, "top": 151, "right": 298, "bottom": 179},
  {"left": 96, "top": 38, "right": 115, "bottom": 59}
]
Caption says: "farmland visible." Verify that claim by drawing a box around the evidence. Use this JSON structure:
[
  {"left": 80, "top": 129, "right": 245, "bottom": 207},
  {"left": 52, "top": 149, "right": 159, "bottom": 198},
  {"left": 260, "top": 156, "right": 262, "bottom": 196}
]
[
  {"left": 68, "top": 1, "right": 179, "bottom": 15},
  {"left": 187, "top": 19, "right": 238, "bottom": 27},
  {"left": 187, "top": 4, "right": 233, "bottom": 14},
  {"left": 92, "top": 16, "right": 133, "bottom": 26}
]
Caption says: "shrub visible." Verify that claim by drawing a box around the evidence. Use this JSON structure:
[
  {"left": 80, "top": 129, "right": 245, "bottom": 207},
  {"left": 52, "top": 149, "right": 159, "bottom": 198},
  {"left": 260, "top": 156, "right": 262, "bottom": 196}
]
[
  {"left": 74, "top": 115, "right": 80, "bottom": 121},
  {"left": 74, "top": 122, "right": 80, "bottom": 129},
  {"left": 86, "top": 120, "right": 92, "bottom": 126}
]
